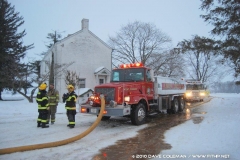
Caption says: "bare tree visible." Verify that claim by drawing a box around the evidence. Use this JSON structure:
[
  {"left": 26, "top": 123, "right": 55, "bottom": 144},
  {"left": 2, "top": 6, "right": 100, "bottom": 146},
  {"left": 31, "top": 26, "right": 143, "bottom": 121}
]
[
  {"left": 178, "top": 35, "right": 225, "bottom": 83},
  {"left": 45, "top": 31, "right": 64, "bottom": 84},
  {"left": 45, "top": 30, "right": 63, "bottom": 49},
  {"left": 64, "top": 70, "right": 80, "bottom": 88},
  {"left": 109, "top": 21, "right": 171, "bottom": 66},
  {"left": 14, "top": 60, "right": 74, "bottom": 103},
  {"left": 49, "top": 52, "right": 54, "bottom": 85},
  {"left": 183, "top": 50, "right": 226, "bottom": 82},
  {"left": 12, "top": 63, "right": 35, "bottom": 102},
  {"left": 42, "top": 61, "right": 75, "bottom": 83},
  {"left": 147, "top": 49, "right": 186, "bottom": 78},
  {"left": 211, "top": 81, "right": 240, "bottom": 93}
]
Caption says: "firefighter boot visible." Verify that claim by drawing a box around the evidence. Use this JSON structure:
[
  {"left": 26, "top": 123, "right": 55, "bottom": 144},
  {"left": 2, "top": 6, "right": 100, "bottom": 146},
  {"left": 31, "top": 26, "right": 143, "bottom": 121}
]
[
  {"left": 69, "top": 125, "right": 75, "bottom": 129},
  {"left": 42, "top": 123, "right": 49, "bottom": 128},
  {"left": 37, "top": 122, "right": 41, "bottom": 128}
]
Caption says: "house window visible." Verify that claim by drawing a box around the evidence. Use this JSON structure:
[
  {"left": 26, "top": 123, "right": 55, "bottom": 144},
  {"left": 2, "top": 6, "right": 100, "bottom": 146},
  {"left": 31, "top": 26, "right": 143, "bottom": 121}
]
[
  {"left": 99, "top": 79, "right": 104, "bottom": 84},
  {"left": 79, "top": 78, "right": 86, "bottom": 88}
]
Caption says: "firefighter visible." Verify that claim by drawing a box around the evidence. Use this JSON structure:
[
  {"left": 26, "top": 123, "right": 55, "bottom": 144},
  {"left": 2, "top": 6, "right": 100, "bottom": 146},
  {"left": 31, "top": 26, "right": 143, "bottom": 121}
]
[
  {"left": 36, "top": 83, "right": 49, "bottom": 128},
  {"left": 47, "top": 84, "right": 59, "bottom": 124},
  {"left": 62, "top": 93, "right": 69, "bottom": 103},
  {"left": 65, "top": 85, "right": 77, "bottom": 128}
]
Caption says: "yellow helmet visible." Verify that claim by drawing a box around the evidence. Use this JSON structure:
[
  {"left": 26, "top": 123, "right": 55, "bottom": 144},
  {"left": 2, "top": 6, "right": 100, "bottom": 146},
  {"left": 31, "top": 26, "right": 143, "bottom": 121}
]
[
  {"left": 39, "top": 83, "right": 47, "bottom": 90},
  {"left": 67, "top": 84, "right": 74, "bottom": 90}
]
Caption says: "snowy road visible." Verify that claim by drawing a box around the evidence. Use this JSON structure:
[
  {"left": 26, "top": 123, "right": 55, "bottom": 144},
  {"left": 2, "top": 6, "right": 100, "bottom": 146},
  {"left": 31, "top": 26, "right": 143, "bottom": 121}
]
[
  {"left": 0, "top": 93, "right": 239, "bottom": 160},
  {"left": 156, "top": 93, "right": 240, "bottom": 160}
]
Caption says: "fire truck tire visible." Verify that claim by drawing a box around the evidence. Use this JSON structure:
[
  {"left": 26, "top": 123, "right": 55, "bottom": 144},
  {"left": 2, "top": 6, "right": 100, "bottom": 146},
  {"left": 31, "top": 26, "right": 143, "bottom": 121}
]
[
  {"left": 171, "top": 98, "right": 179, "bottom": 114},
  {"left": 130, "top": 103, "right": 146, "bottom": 125},
  {"left": 178, "top": 97, "right": 185, "bottom": 112},
  {"left": 167, "top": 109, "right": 172, "bottom": 114},
  {"left": 97, "top": 115, "right": 111, "bottom": 121}
]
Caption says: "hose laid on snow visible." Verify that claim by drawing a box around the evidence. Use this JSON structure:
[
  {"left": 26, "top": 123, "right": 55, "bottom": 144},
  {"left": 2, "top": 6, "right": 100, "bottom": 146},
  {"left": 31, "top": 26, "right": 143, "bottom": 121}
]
[{"left": 0, "top": 96, "right": 105, "bottom": 155}]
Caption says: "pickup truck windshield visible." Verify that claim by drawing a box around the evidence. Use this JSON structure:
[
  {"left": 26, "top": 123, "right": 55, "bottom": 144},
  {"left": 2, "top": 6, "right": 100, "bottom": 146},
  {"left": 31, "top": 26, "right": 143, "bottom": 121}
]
[{"left": 111, "top": 68, "right": 145, "bottom": 82}]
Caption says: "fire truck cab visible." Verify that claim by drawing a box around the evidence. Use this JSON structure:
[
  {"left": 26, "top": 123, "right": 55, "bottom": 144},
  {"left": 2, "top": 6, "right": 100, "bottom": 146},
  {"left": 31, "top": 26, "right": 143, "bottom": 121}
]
[
  {"left": 81, "top": 62, "right": 186, "bottom": 125},
  {"left": 185, "top": 80, "right": 207, "bottom": 102}
]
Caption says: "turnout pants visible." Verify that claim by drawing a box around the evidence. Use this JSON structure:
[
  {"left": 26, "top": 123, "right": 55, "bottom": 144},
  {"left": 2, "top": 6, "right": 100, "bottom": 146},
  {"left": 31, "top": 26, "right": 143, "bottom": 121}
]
[
  {"left": 47, "top": 105, "right": 57, "bottom": 123},
  {"left": 66, "top": 110, "right": 76, "bottom": 127},
  {"left": 37, "top": 109, "right": 48, "bottom": 125}
]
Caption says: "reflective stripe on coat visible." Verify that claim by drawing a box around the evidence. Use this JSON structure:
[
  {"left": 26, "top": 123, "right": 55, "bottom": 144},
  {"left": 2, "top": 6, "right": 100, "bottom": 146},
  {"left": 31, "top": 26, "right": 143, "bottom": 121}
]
[
  {"left": 65, "top": 91, "right": 77, "bottom": 110},
  {"left": 36, "top": 90, "right": 49, "bottom": 110}
]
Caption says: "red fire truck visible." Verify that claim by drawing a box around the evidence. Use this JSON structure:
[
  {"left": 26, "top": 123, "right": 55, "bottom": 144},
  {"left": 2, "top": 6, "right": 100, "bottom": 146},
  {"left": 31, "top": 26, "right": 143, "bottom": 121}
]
[{"left": 81, "top": 62, "right": 186, "bottom": 125}]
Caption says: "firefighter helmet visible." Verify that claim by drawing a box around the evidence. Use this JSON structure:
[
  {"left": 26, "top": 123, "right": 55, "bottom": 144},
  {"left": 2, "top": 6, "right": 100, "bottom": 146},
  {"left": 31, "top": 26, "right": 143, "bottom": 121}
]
[
  {"left": 39, "top": 83, "right": 47, "bottom": 90},
  {"left": 67, "top": 84, "right": 74, "bottom": 90}
]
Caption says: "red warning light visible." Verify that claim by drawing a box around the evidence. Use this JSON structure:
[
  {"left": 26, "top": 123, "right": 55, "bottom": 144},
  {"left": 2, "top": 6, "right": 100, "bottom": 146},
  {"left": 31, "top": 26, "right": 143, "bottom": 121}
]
[
  {"left": 103, "top": 152, "right": 107, "bottom": 157},
  {"left": 135, "top": 62, "right": 142, "bottom": 67},
  {"left": 119, "top": 62, "right": 143, "bottom": 68},
  {"left": 103, "top": 110, "right": 107, "bottom": 114},
  {"left": 81, "top": 108, "right": 86, "bottom": 113}
]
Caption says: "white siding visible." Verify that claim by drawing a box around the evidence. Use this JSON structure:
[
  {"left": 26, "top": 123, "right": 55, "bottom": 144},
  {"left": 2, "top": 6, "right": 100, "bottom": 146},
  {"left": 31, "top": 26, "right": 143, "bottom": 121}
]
[{"left": 40, "top": 19, "right": 112, "bottom": 101}]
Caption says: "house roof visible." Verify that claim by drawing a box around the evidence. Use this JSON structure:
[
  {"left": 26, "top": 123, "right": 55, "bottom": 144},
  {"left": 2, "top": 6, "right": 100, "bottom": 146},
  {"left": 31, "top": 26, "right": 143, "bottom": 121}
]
[
  {"left": 95, "top": 66, "right": 105, "bottom": 73},
  {"left": 75, "top": 88, "right": 93, "bottom": 96},
  {"left": 42, "top": 19, "right": 112, "bottom": 62},
  {"left": 55, "top": 24, "right": 112, "bottom": 50},
  {"left": 94, "top": 66, "right": 111, "bottom": 75}
]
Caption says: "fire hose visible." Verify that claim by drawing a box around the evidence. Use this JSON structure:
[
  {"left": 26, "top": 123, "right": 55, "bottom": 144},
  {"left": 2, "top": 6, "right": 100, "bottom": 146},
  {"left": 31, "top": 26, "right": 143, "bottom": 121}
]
[{"left": 0, "top": 96, "right": 105, "bottom": 155}]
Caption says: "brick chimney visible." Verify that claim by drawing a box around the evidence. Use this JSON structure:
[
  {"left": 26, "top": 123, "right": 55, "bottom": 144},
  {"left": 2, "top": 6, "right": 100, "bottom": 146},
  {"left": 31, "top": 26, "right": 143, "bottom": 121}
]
[{"left": 81, "top": 19, "right": 89, "bottom": 30}]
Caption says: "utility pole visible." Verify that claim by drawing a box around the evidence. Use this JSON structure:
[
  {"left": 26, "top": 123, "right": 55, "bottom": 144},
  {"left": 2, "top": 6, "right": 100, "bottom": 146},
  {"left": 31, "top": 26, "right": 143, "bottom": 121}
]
[{"left": 49, "top": 52, "right": 54, "bottom": 85}]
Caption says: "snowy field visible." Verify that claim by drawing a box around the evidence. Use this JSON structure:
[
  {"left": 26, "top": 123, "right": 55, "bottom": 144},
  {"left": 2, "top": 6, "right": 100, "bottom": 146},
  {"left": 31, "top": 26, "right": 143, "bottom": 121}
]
[{"left": 0, "top": 93, "right": 240, "bottom": 160}]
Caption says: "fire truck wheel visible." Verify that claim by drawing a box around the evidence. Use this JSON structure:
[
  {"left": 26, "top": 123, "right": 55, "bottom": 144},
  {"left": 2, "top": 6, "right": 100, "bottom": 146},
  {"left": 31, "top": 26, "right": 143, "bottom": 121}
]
[
  {"left": 171, "top": 98, "right": 179, "bottom": 114},
  {"left": 178, "top": 97, "right": 185, "bottom": 112},
  {"left": 167, "top": 109, "right": 172, "bottom": 114},
  {"left": 97, "top": 115, "right": 111, "bottom": 121},
  {"left": 130, "top": 103, "right": 146, "bottom": 125}
]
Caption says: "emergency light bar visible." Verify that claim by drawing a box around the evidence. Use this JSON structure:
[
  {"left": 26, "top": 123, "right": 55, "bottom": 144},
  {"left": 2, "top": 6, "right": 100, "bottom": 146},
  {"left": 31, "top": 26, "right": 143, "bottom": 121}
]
[
  {"left": 119, "top": 62, "right": 143, "bottom": 68},
  {"left": 186, "top": 81, "right": 202, "bottom": 84}
]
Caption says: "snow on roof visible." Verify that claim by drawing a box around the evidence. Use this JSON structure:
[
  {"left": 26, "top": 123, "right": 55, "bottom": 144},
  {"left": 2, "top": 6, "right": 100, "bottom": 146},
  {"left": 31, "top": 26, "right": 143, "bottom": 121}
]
[
  {"left": 75, "top": 88, "right": 93, "bottom": 96},
  {"left": 94, "top": 66, "right": 105, "bottom": 73}
]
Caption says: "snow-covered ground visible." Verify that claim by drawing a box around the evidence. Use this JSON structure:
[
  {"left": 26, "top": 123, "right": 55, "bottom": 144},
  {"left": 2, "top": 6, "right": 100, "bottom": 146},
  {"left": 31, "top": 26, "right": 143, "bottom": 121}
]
[
  {"left": 0, "top": 93, "right": 147, "bottom": 160},
  {"left": 0, "top": 93, "right": 239, "bottom": 160},
  {"left": 155, "top": 93, "right": 240, "bottom": 160}
]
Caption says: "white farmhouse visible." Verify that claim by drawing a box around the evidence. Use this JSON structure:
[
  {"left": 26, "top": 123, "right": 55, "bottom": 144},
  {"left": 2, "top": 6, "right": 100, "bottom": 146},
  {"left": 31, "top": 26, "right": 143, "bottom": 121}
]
[{"left": 40, "top": 19, "right": 112, "bottom": 101}]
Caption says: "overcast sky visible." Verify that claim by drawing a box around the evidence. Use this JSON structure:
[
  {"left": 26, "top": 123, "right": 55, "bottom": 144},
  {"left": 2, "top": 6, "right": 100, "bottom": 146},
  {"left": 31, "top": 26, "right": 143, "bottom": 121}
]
[{"left": 9, "top": 0, "right": 213, "bottom": 61}]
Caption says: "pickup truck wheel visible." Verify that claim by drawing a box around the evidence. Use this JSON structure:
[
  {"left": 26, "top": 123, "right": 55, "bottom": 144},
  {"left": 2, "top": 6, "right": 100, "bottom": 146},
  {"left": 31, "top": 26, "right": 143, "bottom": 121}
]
[
  {"left": 97, "top": 115, "right": 111, "bottom": 121},
  {"left": 171, "top": 98, "right": 179, "bottom": 114},
  {"left": 178, "top": 97, "right": 185, "bottom": 112},
  {"left": 131, "top": 103, "right": 146, "bottom": 125}
]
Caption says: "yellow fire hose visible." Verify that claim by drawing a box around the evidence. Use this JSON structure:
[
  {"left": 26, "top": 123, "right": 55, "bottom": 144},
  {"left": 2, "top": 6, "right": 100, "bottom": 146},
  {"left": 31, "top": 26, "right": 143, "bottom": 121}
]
[{"left": 0, "top": 97, "right": 105, "bottom": 155}]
